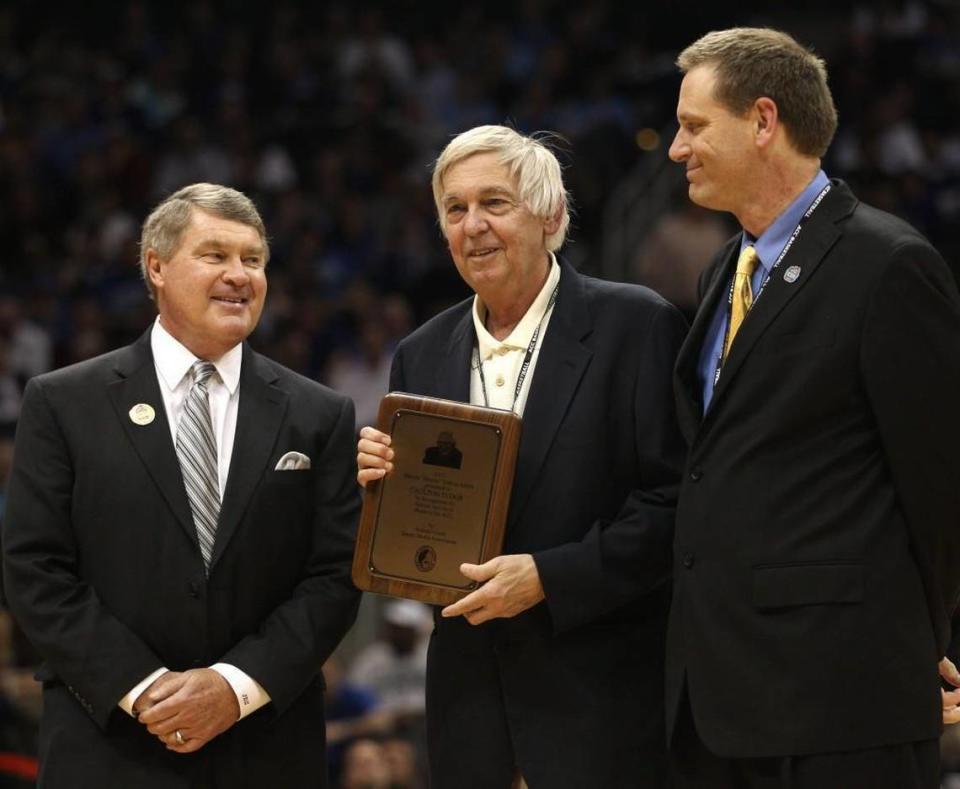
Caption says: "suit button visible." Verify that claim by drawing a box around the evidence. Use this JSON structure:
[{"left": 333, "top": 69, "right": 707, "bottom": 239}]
[
  {"left": 682, "top": 553, "right": 695, "bottom": 569},
  {"left": 689, "top": 468, "right": 703, "bottom": 482},
  {"left": 188, "top": 581, "right": 202, "bottom": 598}
]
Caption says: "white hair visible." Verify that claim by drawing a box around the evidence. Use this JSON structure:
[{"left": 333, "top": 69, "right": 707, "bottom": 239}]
[{"left": 431, "top": 125, "right": 571, "bottom": 252}]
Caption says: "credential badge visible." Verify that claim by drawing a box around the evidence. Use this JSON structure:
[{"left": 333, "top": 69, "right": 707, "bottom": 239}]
[{"left": 783, "top": 265, "right": 801, "bottom": 284}]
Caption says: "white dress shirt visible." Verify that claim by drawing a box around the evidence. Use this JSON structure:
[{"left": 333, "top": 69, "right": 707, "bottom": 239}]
[
  {"left": 470, "top": 254, "right": 560, "bottom": 415},
  {"left": 117, "top": 319, "right": 270, "bottom": 720}
]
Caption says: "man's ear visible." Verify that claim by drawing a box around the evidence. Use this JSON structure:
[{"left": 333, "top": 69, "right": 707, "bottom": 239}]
[
  {"left": 543, "top": 203, "right": 564, "bottom": 236},
  {"left": 754, "top": 97, "right": 779, "bottom": 149},
  {"left": 145, "top": 248, "right": 165, "bottom": 291}
]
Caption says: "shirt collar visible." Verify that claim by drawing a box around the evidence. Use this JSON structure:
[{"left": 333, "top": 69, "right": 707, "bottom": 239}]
[
  {"left": 150, "top": 317, "right": 243, "bottom": 395},
  {"left": 740, "top": 169, "right": 830, "bottom": 275},
  {"left": 472, "top": 253, "right": 561, "bottom": 361}
]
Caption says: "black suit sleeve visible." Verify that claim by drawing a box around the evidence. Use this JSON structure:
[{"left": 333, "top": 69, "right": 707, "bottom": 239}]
[
  {"left": 3, "top": 379, "right": 163, "bottom": 728},
  {"left": 534, "top": 302, "right": 688, "bottom": 633},
  {"left": 951, "top": 611, "right": 960, "bottom": 666},
  {"left": 219, "top": 394, "right": 361, "bottom": 714},
  {"left": 389, "top": 345, "right": 406, "bottom": 393},
  {"left": 860, "top": 244, "right": 960, "bottom": 657}
]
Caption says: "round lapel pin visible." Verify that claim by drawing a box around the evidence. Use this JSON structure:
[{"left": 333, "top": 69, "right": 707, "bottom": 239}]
[
  {"left": 129, "top": 403, "right": 156, "bottom": 426},
  {"left": 783, "top": 265, "right": 802, "bottom": 283}
]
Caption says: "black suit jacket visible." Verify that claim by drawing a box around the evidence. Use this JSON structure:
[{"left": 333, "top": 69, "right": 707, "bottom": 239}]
[
  {"left": 3, "top": 331, "right": 361, "bottom": 788},
  {"left": 668, "top": 181, "right": 960, "bottom": 758},
  {"left": 390, "top": 260, "right": 687, "bottom": 788}
]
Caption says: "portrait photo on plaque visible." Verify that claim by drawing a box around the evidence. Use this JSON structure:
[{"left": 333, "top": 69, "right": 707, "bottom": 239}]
[{"left": 422, "top": 430, "right": 464, "bottom": 470}]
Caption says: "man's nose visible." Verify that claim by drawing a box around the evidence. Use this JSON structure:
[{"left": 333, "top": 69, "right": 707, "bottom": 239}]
[
  {"left": 668, "top": 129, "right": 689, "bottom": 162},
  {"left": 221, "top": 256, "right": 251, "bottom": 284},
  {"left": 463, "top": 206, "right": 489, "bottom": 236}
]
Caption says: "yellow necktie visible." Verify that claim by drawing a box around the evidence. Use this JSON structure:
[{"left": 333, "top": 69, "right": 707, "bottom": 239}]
[{"left": 723, "top": 246, "right": 759, "bottom": 362}]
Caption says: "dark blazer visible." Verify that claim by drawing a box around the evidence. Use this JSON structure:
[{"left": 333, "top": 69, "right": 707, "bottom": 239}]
[
  {"left": 3, "top": 331, "right": 361, "bottom": 788},
  {"left": 390, "top": 259, "right": 687, "bottom": 788},
  {"left": 668, "top": 180, "right": 960, "bottom": 759}
]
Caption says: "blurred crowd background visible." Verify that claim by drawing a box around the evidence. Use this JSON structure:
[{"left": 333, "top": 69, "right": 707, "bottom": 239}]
[{"left": 0, "top": 0, "right": 958, "bottom": 785}]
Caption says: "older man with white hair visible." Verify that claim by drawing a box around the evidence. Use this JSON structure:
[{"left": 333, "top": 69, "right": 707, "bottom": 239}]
[{"left": 358, "top": 125, "right": 687, "bottom": 788}]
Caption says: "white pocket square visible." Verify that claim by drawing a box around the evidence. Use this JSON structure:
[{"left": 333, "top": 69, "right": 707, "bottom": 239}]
[{"left": 275, "top": 451, "right": 311, "bottom": 471}]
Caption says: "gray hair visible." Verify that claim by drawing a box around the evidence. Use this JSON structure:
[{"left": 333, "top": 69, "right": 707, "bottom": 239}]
[
  {"left": 431, "top": 125, "right": 571, "bottom": 252},
  {"left": 677, "top": 28, "right": 837, "bottom": 158},
  {"left": 139, "top": 183, "right": 269, "bottom": 299}
]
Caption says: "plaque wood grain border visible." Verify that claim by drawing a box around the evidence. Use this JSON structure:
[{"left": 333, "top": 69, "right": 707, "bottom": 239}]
[{"left": 352, "top": 392, "right": 522, "bottom": 605}]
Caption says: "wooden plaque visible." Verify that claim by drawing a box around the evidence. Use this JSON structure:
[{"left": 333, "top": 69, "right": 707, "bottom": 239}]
[{"left": 352, "top": 392, "right": 522, "bottom": 605}]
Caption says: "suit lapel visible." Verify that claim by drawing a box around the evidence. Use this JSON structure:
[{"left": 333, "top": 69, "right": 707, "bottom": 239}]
[
  {"left": 673, "top": 239, "right": 739, "bottom": 444},
  {"left": 434, "top": 308, "right": 474, "bottom": 401},
  {"left": 703, "top": 184, "right": 854, "bottom": 422},
  {"left": 209, "top": 345, "right": 288, "bottom": 570},
  {"left": 106, "top": 330, "right": 197, "bottom": 547},
  {"left": 509, "top": 261, "right": 592, "bottom": 525}
]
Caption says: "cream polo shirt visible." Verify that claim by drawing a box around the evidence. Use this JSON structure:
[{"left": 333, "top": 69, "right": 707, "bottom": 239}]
[{"left": 470, "top": 255, "right": 560, "bottom": 416}]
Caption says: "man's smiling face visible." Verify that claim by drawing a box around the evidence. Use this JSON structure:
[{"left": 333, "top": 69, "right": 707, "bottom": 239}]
[
  {"left": 147, "top": 207, "right": 267, "bottom": 359},
  {"left": 439, "top": 151, "right": 555, "bottom": 306},
  {"left": 669, "top": 64, "right": 758, "bottom": 217}
]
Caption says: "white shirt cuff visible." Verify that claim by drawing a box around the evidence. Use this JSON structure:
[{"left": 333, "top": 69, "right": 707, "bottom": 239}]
[
  {"left": 210, "top": 663, "right": 271, "bottom": 720},
  {"left": 118, "top": 667, "right": 168, "bottom": 716}
]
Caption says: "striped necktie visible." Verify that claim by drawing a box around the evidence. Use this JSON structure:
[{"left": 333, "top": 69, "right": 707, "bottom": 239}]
[
  {"left": 176, "top": 360, "right": 220, "bottom": 571},
  {"left": 722, "top": 245, "right": 760, "bottom": 362}
]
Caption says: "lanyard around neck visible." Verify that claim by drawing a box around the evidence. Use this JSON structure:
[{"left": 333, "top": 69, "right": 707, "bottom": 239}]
[
  {"left": 713, "top": 181, "right": 832, "bottom": 387},
  {"left": 473, "top": 282, "right": 560, "bottom": 412}
]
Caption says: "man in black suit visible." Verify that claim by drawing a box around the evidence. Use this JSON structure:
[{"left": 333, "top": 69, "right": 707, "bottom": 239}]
[
  {"left": 3, "top": 183, "right": 360, "bottom": 787},
  {"left": 666, "top": 28, "right": 960, "bottom": 788},
  {"left": 358, "top": 125, "right": 687, "bottom": 787}
]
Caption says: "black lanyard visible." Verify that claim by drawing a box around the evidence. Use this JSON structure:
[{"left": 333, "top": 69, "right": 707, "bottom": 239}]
[
  {"left": 713, "top": 182, "right": 832, "bottom": 387},
  {"left": 474, "top": 283, "right": 560, "bottom": 412}
]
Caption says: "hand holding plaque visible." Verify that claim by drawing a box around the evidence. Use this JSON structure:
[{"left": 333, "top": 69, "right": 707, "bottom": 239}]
[
  {"left": 439, "top": 553, "right": 545, "bottom": 624},
  {"left": 352, "top": 393, "right": 522, "bottom": 606}
]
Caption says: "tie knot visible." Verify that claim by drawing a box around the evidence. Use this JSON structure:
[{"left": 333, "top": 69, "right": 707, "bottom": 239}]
[
  {"left": 191, "top": 360, "right": 217, "bottom": 387},
  {"left": 736, "top": 246, "right": 759, "bottom": 277}
]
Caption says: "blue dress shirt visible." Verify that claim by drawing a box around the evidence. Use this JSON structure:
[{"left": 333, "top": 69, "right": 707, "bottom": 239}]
[{"left": 697, "top": 170, "right": 831, "bottom": 412}]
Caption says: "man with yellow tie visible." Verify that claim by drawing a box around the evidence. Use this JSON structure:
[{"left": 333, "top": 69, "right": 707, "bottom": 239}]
[{"left": 666, "top": 28, "right": 960, "bottom": 788}]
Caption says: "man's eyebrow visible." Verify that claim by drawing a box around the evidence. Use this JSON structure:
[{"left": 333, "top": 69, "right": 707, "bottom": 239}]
[
  {"left": 442, "top": 186, "right": 515, "bottom": 204},
  {"left": 193, "top": 237, "right": 265, "bottom": 256}
]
